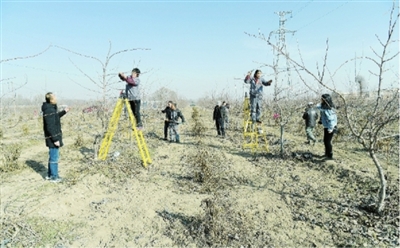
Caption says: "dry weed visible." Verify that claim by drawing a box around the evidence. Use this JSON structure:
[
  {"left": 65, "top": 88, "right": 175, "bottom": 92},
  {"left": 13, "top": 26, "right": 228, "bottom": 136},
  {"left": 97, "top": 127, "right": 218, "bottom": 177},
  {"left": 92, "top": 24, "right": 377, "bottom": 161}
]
[
  {"left": 182, "top": 140, "right": 229, "bottom": 193},
  {"left": 73, "top": 133, "right": 84, "bottom": 148},
  {"left": 0, "top": 143, "right": 22, "bottom": 172},
  {"left": 198, "top": 192, "right": 273, "bottom": 246},
  {"left": 1, "top": 216, "right": 84, "bottom": 247},
  {"left": 160, "top": 191, "right": 273, "bottom": 247},
  {"left": 191, "top": 107, "right": 207, "bottom": 137},
  {"left": 21, "top": 124, "right": 29, "bottom": 136}
]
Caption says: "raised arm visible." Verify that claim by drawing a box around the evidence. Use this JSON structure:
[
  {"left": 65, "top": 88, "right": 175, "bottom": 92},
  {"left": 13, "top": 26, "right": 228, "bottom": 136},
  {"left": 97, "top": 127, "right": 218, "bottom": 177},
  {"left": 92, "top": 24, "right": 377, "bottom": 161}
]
[
  {"left": 261, "top": 78, "right": 272, "bottom": 86},
  {"left": 118, "top": 72, "right": 127, "bottom": 81},
  {"left": 244, "top": 70, "right": 253, "bottom": 84}
]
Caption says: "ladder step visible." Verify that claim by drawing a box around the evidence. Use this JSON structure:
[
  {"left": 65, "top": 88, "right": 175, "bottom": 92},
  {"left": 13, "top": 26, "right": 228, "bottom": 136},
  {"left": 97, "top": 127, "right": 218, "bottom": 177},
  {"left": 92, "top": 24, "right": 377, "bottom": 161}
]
[
  {"left": 98, "top": 98, "right": 152, "bottom": 166},
  {"left": 242, "top": 96, "right": 269, "bottom": 153}
]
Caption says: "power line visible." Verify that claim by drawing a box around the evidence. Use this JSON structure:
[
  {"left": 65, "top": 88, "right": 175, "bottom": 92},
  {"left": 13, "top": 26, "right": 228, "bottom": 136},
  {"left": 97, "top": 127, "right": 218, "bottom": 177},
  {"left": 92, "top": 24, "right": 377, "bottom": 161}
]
[
  {"left": 295, "top": 1, "right": 350, "bottom": 32},
  {"left": 291, "top": 0, "right": 314, "bottom": 18},
  {"left": 286, "top": 1, "right": 349, "bottom": 45}
]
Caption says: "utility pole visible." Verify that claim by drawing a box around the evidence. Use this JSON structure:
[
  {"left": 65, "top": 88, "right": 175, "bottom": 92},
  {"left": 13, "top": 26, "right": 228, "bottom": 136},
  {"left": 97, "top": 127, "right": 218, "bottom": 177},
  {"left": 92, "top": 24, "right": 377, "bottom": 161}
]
[
  {"left": 270, "top": 11, "right": 296, "bottom": 155},
  {"left": 271, "top": 11, "right": 296, "bottom": 90}
]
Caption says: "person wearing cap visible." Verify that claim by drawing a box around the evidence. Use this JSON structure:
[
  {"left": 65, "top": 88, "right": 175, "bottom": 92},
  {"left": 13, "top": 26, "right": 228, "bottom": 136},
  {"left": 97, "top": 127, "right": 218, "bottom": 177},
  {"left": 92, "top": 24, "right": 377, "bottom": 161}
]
[
  {"left": 317, "top": 94, "right": 338, "bottom": 160},
  {"left": 302, "top": 102, "right": 319, "bottom": 145},
  {"left": 118, "top": 68, "right": 143, "bottom": 130},
  {"left": 213, "top": 101, "right": 226, "bottom": 137},
  {"left": 244, "top": 69, "right": 273, "bottom": 124}
]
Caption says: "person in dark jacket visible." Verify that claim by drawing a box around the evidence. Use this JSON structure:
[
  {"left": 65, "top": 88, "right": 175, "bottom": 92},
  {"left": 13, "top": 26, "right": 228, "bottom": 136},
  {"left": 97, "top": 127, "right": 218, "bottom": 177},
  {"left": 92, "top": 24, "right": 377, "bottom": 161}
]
[
  {"left": 42, "top": 92, "right": 70, "bottom": 183},
  {"left": 213, "top": 101, "right": 226, "bottom": 137},
  {"left": 167, "top": 102, "right": 185, "bottom": 143},
  {"left": 302, "top": 102, "right": 319, "bottom": 145},
  {"left": 161, "top": 101, "right": 173, "bottom": 141}
]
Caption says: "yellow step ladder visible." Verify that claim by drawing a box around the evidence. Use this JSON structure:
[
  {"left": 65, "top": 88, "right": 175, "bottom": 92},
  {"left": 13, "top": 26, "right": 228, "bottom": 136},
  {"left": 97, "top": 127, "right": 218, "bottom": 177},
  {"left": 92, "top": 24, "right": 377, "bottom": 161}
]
[
  {"left": 242, "top": 94, "right": 269, "bottom": 154},
  {"left": 98, "top": 96, "right": 152, "bottom": 168}
]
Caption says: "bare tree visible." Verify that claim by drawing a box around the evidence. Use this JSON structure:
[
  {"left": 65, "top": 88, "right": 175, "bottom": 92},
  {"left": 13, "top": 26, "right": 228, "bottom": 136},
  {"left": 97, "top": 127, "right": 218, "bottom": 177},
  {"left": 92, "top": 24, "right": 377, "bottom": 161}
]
[
  {"left": 149, "top": 87, "right": 179, "bottom": 109},
  {"left": 243, "top": 42, "right": 309, "bottom": 156},
  {"left": 263, "top": 4, "right": 399, "bottom": 213},
  {"left": 1, "top": 45, "right": 52, "bottom": 122},
  {"left": 0, "top": 45, "right": 52, "bottom": 64},
  {"left": 54, "top": 42, "right": 150, "bottom": 127}
]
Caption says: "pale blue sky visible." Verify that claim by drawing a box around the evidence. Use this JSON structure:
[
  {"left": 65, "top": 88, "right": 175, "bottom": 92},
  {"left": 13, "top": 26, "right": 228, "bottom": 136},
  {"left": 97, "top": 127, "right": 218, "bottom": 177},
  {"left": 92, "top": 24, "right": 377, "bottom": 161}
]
[{"left": 1, "top": 0, "right": 398, "bottom": 101}]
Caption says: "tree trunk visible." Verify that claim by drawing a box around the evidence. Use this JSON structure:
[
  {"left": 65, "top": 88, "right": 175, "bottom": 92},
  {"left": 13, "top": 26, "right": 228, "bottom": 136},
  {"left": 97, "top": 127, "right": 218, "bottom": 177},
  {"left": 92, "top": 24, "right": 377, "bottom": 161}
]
[
  {"left": 370, "top": 150, "right": 387, "bottom": 213},
  {"left": 280, "top": 125, "right": 284, "bottom": 155}
]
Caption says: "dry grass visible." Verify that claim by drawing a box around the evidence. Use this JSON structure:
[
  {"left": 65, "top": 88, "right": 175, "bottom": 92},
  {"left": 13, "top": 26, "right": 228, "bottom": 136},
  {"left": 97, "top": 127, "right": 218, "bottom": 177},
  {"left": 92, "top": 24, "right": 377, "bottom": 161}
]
[
  {"left": 1, "top": 143, "right": 22, "bottom": 172},
  {"left": 0, "top": 102, "right": 398, "bottom": 247}
]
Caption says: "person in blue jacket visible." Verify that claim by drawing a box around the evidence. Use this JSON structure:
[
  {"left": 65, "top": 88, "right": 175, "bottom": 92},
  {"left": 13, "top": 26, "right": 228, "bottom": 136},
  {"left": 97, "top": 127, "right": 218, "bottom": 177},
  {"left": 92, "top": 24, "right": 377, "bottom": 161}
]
[
  {"left": 244, "top": 69, "right": 272, "bottom": 124},
  {"left": 317, "top": 94, "right": 338, "bottom": 160}
]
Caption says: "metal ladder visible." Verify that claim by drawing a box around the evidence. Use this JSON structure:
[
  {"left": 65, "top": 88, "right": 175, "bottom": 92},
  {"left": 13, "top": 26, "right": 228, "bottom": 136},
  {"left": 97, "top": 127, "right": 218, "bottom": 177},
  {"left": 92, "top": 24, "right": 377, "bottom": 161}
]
[
  {"left": 98, "top": 94, "right": 152, "bottom": 168},
  {"left": 242, "top": 94, "right": 269, "bottom": 154}
]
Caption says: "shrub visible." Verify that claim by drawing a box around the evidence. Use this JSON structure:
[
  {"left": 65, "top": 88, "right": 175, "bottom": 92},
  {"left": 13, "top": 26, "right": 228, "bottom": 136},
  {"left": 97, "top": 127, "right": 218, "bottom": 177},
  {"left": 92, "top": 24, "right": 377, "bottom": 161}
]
[
  {"left": 191, "top": 107, "right": 207, "bottom": 137},
  {"left": 1, "top": 143, "right": 22, "bottom": 172},
  {"left": 184, "top": 140, "right": 228, "bottom": 193},
  {"left": 73, "top": 134, "right": 84, "bottom": 147}
]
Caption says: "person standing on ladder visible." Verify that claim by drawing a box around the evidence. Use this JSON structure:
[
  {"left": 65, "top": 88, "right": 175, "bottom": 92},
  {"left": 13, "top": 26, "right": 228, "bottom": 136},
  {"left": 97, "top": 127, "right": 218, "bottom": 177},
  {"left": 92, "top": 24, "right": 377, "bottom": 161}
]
[
  {"left": 244, "top": 69, "right": 273, "bottom": 125},
  {"left": 119, "top": 68, "right": 143, "bottom": 130}
]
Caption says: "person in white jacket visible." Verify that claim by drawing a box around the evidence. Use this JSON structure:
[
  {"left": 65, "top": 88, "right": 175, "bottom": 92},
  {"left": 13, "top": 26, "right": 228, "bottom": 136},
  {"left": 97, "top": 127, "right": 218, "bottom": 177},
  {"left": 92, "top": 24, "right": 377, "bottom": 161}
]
[{"left": 317, "top": 94, "right": 338, "bottom": 160}]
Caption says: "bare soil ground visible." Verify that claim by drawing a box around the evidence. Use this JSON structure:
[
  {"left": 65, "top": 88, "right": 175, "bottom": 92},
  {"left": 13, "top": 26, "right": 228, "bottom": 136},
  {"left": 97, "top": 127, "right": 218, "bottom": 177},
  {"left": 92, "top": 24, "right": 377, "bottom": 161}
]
[{"left": 1, "top": 106, "right": 399, "bottom": 247}]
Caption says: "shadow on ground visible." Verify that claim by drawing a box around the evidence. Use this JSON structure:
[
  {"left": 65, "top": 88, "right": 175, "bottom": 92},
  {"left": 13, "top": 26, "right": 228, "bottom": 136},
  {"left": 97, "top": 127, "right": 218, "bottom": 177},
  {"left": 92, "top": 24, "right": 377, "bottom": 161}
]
[{"left": 25, "top": 160, "right": 47, "bottom": 179}]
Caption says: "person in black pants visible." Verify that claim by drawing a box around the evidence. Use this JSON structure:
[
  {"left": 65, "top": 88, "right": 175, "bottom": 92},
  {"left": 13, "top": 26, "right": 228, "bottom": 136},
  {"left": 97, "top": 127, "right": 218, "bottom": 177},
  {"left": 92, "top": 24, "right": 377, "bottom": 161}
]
[
  {"left": 317, "top": 94, "right": 338, "bottom": 160},
  {"left": 213, "top": 101, "right": 226, "bottom": 137},
  {"left": 161, "top": 101, "right": 173, "bottom": 140}
]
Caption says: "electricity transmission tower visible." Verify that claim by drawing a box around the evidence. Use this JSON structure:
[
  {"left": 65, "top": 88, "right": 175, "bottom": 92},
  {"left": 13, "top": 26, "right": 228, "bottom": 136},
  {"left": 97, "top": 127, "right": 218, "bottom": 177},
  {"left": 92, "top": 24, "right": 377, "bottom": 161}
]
[{"left": 271, "top": 11, "right": 296, "bottom": 91}]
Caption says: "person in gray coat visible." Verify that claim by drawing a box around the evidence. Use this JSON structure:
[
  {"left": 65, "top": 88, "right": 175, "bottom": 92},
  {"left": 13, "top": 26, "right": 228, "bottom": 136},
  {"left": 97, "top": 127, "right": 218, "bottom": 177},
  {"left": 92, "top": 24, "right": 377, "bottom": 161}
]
[
  {"left": 302, "top": 102, "right": 319, "bottom": 144},
  {"left": 119, "top": 68, "right": 143, "bottom": 129}
]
